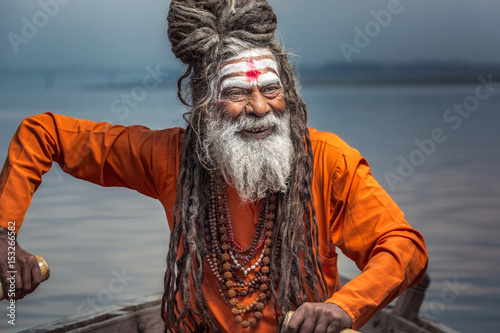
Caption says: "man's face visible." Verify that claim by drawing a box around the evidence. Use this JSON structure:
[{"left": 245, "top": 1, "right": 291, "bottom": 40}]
[
  {"left": 218, "top": 48, "right": 286, "bottom": 139},
  {"left": 202, "top": 48, "right": 293, "bottom": 202}
]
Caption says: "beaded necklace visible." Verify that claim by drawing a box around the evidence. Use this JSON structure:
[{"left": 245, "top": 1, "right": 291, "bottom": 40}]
[{"left": 205, "top": 171, "right": 276, "bottom": 328}]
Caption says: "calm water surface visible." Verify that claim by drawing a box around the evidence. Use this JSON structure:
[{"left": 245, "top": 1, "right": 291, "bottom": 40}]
[{"left": 0, "top": 75, "right": 498, "bottom": 332}]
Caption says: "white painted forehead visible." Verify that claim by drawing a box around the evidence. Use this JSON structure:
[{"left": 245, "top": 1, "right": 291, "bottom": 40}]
[
  {"left": 219, "top": 48, "right": 282, "bottom": 93},
  {"left": 224, "top": 47, "right": 275, "bottom": 62},
  {"left": 220, "top": 48, "right": 279, "bottom": 75}
]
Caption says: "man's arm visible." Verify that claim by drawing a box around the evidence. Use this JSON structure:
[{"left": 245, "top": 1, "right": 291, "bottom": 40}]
[
  {"left": 287, "top": 132, "right": 428, "bottom": 332},
  {"left": 326, "top": 154, "right": 428, "bottom": 329},
  {"left": 0, "top": 112, "right": 170, "bottom": 232},
  {"left": 0, "top": 112, "right": 179, "bottom": 299}
]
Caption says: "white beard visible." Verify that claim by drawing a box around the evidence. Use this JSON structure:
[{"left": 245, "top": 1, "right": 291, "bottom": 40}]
[{"left": 202, "top": 111, "right": 293, "bottom": 202}]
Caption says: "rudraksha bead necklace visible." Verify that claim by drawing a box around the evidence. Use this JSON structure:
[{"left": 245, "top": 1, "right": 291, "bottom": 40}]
[{"left": 205, "top": 171, "right": 276, "bottom": 328}]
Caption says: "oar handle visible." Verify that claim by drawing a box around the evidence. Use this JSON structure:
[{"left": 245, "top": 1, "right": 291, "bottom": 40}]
[
  {"left": 281, "top": 311, "right": 360, "bottom": 333},
  {"left": 0, "top": 256, "right": 50, "bottom": 300}
]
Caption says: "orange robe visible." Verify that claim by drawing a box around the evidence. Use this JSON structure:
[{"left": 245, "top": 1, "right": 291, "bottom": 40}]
[{"left": 0, "top": 113, "right": 428, "bottom": 331}]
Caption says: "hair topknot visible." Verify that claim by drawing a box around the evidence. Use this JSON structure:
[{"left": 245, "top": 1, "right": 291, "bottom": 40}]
[{"left": 167, "top": 0, "right": 277, "bottom": 65}]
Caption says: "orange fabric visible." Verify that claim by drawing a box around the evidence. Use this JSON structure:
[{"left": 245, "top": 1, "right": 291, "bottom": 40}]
[{"left": 0, "top": 113, "right": 428, "bottom": 331}]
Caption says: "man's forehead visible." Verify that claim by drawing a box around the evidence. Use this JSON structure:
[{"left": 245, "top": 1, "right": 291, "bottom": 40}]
[
  {"left": 220, "top": 48, "right": 279, "bottom": 76},
  {"left": 221, "top": 48, "right": 276, "bottom": 67},
  {"left": 219, "top": 48, "right": 281, "bottom": 91}
]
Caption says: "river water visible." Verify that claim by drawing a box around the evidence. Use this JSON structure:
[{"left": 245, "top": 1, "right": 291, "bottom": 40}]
[{"left": 0, "top": 74, "right": 498, "bottom": 332}]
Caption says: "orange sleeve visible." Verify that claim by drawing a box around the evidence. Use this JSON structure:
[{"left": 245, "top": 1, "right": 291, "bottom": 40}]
[
  {"left": 309, "top": 129, "right": 428, "bottom": 330},
  {"left": 0, "top": 112, "right": 182, "bottom": 234},
  {"left": 326, "top": 148, "right": 428, "bottom": 329}
]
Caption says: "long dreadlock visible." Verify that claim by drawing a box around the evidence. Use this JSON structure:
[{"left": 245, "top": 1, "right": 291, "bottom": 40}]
[{"left": 161, "top": 1, "right": 328, "bottom": 331}]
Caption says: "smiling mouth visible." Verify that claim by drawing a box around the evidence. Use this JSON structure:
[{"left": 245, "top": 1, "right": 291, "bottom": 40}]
[
  {"left": 246, "top": 126, "right": 270, "bottom": 133},
  {"left": 241, "top": 126, "right": 274, "bottom": 138}
]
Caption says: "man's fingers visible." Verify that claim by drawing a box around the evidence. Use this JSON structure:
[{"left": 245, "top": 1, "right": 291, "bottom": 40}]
[
  {"left": 0, "top": 263, "right": 9, "bottom": 298},
  {"left": 287, "top": 308, "right": 327, "bottom": 333},
  {"left": 31, "top": 261, "right": 42, "bottom": 288},
  {"left": 14, "top": 262, "right": 27, "bottom": 299},
  {"left": 22, "top": 259, "right": 33, "bottom": 292},
  {"left": 21, "top": 255, "right": 40, "bottom": 299},
  {"left": 286, "top": 308, "right": 306, "bottom": 333},
  {"left": 299, "top": 315, "right": 320, "bottom": 333},
  {"left": 312, "top": 320, "right": 332, "bottom": 333},
  {"left": 285, "top": 302, "right": 351, "bottom": 333},
  {"left": 326, "top": 322, "right": 343, "bottom": 333},
  {"left": 10, "top": 254, "right": 40, "bottom": 299},
  {"left": 15, "top": 266, "right": 23, "bottom": 293},
  {"left": 22, "top": 261, "right": 41, "bottom": 299}
]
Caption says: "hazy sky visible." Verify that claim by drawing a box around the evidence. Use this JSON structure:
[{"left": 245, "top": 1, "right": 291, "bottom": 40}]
[{"left": 1, "top": 0, "right": 499, "bottom": 68}]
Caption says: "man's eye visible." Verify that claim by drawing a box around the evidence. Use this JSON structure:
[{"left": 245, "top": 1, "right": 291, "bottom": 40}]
[
  {"left": 228, "top": 90, "right": 244, "bottom": 96},
  {"left": 261, "top": 85, "right": 281, "bottom": 97},
  {"left": 223, "top": 89, "right": 247, "bottom": 101}
]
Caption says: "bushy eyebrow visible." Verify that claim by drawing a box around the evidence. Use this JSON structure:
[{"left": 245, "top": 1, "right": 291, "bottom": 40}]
[
  {"left": 220, "top": 79, "right": 252, "bottom": 90},
  {"left": 220, "top": 72, "right": 282, "bottom": 92},
  {"left": 258, "top": 75, "right": 281, "bottom": 87}
]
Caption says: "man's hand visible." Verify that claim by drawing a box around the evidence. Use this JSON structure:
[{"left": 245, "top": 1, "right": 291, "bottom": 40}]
[
  {"left": 0, "top": 227, "right": 41, "bottom": 300},
  {"left": 286, "top": 302, "right": 352, "bottom": 333}
]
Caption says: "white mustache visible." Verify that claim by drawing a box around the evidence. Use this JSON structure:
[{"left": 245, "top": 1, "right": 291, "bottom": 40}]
[{"left": 235, "top": 113, "right": 279, "bottom": 132}]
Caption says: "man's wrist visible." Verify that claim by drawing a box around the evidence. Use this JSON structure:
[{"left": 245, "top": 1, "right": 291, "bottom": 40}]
[
  {"left": 0, "top": 226, "right": 16, "bottom": 239},
  {"left": 0, "top": 226, "right": 9, "bottom": 235}
]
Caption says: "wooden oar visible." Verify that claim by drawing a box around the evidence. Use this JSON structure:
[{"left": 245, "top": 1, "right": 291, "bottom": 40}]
[
  {"left": 0, "top": 256, "right": 50, "bottom": 301},
  {"left": 281, "top": 311, "right": 360, "bottom": 333}
]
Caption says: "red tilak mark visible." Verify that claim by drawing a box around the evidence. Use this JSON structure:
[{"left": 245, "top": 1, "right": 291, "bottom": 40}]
[
  {"left": 216, "top": 100, "right": 225, "bottom": 107},
  {"left": 245, "top": 60, "right": 260, "bottom": 82}
]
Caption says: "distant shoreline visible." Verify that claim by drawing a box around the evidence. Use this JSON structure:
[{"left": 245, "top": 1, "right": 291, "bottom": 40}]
[
  {"left": 300, "top": 75, "right": 500, "bottom": 87},
  {"left": 1, "top": 61, "right": 500, "bottom": 90}
]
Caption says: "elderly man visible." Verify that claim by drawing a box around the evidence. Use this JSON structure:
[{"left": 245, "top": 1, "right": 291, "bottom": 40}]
[{"left": 0, "top": 0, "right": 428, "bottom": 332}]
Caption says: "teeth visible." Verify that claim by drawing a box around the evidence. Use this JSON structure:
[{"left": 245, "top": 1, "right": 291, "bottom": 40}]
[{"left": 247, "top": 126, "right": 268, "bottom": 133}]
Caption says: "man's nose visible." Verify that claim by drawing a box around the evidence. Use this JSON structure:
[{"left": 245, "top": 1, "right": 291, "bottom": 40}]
[{"left": 245, "top": 92, "right": 270, "bottom": 117}]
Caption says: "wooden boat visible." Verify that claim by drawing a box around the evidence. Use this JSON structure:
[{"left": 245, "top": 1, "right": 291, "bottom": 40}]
[{"left": 19, "top": 274, "right": 459, "bottom": 333}]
